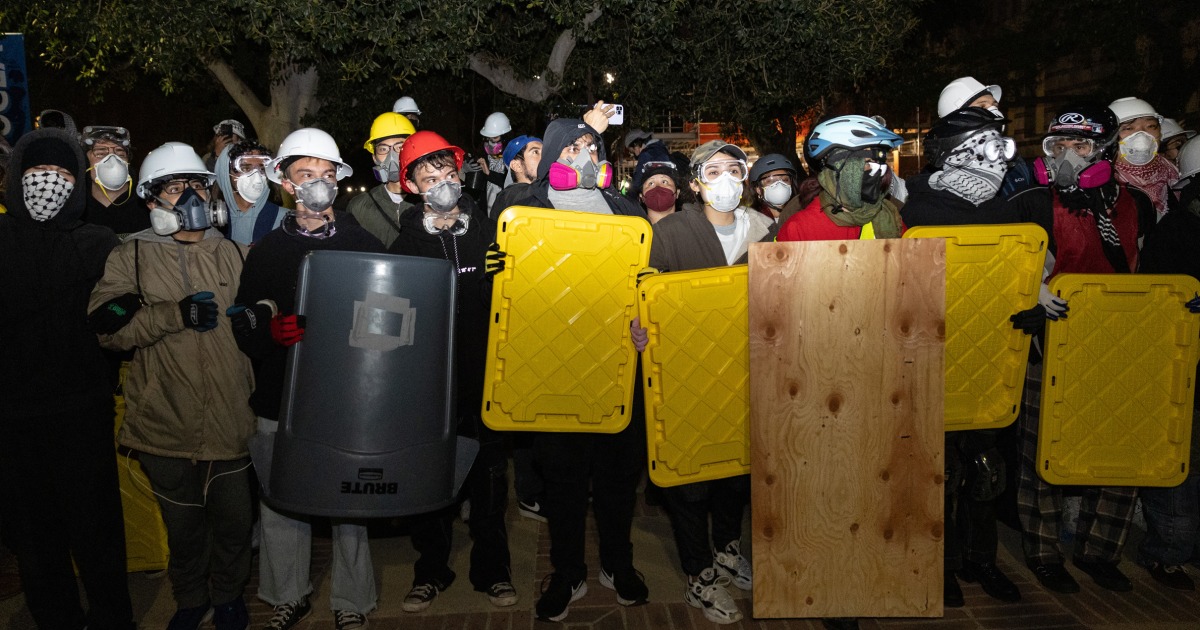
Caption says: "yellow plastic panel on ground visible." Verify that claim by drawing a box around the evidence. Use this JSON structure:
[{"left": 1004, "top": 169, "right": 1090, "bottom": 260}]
[
  {"left": 904, "top": 224, "right": 1046, "bottom": 431},
  {"left": 1039, "top": 273, "right": 1200, "bottom": 487},
  {"left": 115, "top": 394, "right": 170, "bottom": 572},
  {"left": 483, "top": 206, "right": 651, "bottom": 433},
  {"left": 639, "top": 266, "right": 749, "bottom": 487}
]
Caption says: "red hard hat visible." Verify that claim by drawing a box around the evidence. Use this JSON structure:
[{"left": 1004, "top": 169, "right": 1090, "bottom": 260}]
[{"left": 398, "top": 130, "right": 465, "bottom": 193}]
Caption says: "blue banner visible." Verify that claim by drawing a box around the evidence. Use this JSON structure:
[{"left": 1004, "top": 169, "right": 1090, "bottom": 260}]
[{"left": 1, "top": 33, "right": 32, "bottom": 145}]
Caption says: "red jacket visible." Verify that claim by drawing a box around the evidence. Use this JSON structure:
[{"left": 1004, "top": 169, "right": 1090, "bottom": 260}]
[
  {"left": 777, "top": 197, "right": 905, "bottom": 241},
  {"left": 1049, "top": 186, "right": 1141, "bottom": 276}
]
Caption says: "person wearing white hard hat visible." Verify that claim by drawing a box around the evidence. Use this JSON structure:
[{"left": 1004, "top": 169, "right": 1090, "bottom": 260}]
[
  {"left": 468, "top": 112, "right": 512, "bottom": 212},
  {"left": 89, "top": 140, "right": 256, "bottom": 630},
  {"left": 230, "top": 128, "right": 386, "bottom": 630},
  {"left": 392, "top": 96, "right": 422, "bottom": 128},
  {"left": 1108, "top": 96, "right": 1179, "bottom": 217},
  {"left": 936, "top": 77, "right": 1037, "bottom": 198},
  {"left": 1159, "top": 118, "right": 1195, "bottom": 167}
]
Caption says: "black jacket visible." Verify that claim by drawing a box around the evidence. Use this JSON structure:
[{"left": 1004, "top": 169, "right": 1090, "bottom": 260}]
[
  {"left": 902, "top": 171, "right": 1050, "bottom": 231},
  {"left": 389, "top": 194, "right": 495, "bottom": 414},
  {"left": 233, "top": 218, "right": 386, "bottom": 420},
  {"left": 82, "top": 187, "right": 151, "bottom": 236},
  {"left": 515, "top": 118, "right": 647, "bottom": 218},
  {"left": 1, "top": 128, "right": 119, "bottom": 418}
]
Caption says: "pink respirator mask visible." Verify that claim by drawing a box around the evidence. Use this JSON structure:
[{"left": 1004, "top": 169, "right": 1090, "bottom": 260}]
[
  {"left": 548, "top": 160, "right": 613, "bottom": 190},
  {"left": 1033, "top": 155, "right": 1112, "bottom": 190}
]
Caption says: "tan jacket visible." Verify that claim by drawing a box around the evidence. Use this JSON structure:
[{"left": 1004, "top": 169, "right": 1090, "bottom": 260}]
[{"left": 89, "top": 229, "right": 255, "bottom": 461}]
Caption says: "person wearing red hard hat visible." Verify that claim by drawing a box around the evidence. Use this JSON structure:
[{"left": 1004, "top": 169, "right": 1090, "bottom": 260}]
[{"left": 387, "top": 130, "right": 518, "bottom": 614}]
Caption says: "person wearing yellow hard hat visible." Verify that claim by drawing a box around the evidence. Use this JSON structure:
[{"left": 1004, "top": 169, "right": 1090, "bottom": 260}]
[{"left": 346, "top": 112, "right": 416, "bottom": 247}]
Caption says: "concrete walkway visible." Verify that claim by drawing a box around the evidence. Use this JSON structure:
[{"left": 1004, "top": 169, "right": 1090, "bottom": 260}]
[{"left": 2, "top": 491, "right": 1199, "bottom": 629}]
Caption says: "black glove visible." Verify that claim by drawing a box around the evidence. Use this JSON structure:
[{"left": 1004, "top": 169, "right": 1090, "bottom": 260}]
[
  {"left": 88, "top": 292, "right": 143, "bottom": 335},
  {"left": 179, "top": 291, "right": 218, "bottom": 332},
  {"left": 484, "top": 242, "right": 507, "bottom": 279},
  {"left": 1187, "top": 293, "right": 1200, "bottom": 314},
  {"left": 1009, "top": 304, "right": 1048, "bottom": 335},
  {"left": 225, "top": 303, "right": 273, "bottom": 338}
]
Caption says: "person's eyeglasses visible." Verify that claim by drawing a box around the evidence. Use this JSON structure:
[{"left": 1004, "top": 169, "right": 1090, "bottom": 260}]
[
  {"left": 161, "top": 179, "right": 208, "bottom": 195},
  {"left": 373, "top": 142, "right": 406, "bottom": 158},
  {"left": 90, "top": 146, "right": 129, "bottom": 160}
]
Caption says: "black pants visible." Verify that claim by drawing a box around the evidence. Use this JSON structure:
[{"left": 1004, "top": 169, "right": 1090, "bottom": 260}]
[
  {"left": 138, "top": 453, "right": 253, "bottom": 609},
  {"left": 534, "top": 415, "right": 645, "bottom": 583},
  {"left": 0, "top": 402, "right": 134, "bottom": 630},
  {"left": 410, "top": 417, "right": 512, "bottom": 590},
  {"left": 662, "top": 475, "right": 750, "bottom": 577},
  {"left": 944, "top": 430, "right": 1001, "bottom": 570}
]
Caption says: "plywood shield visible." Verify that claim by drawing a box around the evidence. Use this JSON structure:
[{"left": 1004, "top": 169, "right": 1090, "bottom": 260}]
[{"left": 749, "top": 239, "right": 945, "bottom": 619}]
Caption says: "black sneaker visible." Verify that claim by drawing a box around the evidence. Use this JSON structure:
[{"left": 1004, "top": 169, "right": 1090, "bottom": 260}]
[
  {"left": 1031, "top": 562, "right": 1080, "bottom": 594},
  {"left": 1074, "top": 559, "right": 1133, "bottom": 592},
  {"left": 402, "top": 582, "right": 440, "bottom": 612},
  {"left": 960, "top": 561, "right": 1021, "bottom": 602},
  {"left": 944, "top": 571, "right": 964, "bottom": 608},
  {"left": 1146, "top": 562, "right": 1195, "bottom": 591},
  {"left": 213, "top": 597, "right": 249, "bottom": 630},
  {"left": 486, "top": 581, "right": 519, "bottom": 607},
  {"left": 598, "top": 567, "right": 649, "bottom": 606},
  {"left": 333, "top": 610, "right": 368, "bottom": 630},
  {"left": 535, "top": 573, "right": 587, "bottom": 622},
  {"left": 518, "top": 498, "right": 548, "bottom": 523},
  {"left": 167, "top": 604, "right": 212, "bottom": 630},
  {"left": 264, "top": 596, "right": 311, "bottom": 630}
]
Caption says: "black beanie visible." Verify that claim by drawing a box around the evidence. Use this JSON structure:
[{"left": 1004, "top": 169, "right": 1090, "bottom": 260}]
[{"left": 21, "top": 136, "right": 77, "bottom": 173}]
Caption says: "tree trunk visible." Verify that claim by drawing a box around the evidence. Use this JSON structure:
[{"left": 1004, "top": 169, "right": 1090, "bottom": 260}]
[
  {"left": 468, "top": 6, "right": 603, "bottom": 103},
  {"left": 206, "top": 57, "right": 319, "bottom": 149}
]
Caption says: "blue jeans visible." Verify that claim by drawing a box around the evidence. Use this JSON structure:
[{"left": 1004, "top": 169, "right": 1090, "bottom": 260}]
[{"left": 1137, "top": 471, "right": 1200, "bottom": 566}]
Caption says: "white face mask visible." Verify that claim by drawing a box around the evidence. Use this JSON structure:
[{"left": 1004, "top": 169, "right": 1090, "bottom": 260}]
[
  {"left": 1119, "top": 131, "right": 1158, "bottom": 166},
  {"left": 23, "top": 170, "right": 75, "bottom": 221},
  {"left": 93, "top": 153, "right": 130, "bottom": 191},
  {"left": 987, "top": 105, "right": 1003, "bottom": 118},
  {"left": 762, "top": 181, "right": 793, "bottom": 207},
  {"left": 235, "top": 170, "right": 268, "bottom": 202},
  {"left": 700, "top": 172, "right": 743, "bottom": 213}
]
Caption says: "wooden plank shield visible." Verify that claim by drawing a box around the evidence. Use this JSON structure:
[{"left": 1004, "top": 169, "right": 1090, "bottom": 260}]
[{"left": 749, "top": 239, "right": 945, "bottom": 619}]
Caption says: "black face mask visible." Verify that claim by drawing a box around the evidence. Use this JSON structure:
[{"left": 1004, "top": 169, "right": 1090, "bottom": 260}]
[{"left": 860, "top": 168, "right": 886, "bottom": 204}]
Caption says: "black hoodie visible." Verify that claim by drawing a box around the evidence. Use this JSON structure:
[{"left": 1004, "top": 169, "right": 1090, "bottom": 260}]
[
  {"left": 0, "top": 128, "right": 120, "bottom": 418},
  {"left": 389, "top": 193, "right": 495, "bottom": 414},
  {"left": 516, "top": 118, "right": 645, "bottom": 218}
]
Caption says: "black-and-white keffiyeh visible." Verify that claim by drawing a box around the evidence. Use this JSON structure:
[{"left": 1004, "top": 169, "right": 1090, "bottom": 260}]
[
  {"left": 21, "top": 170, "right": 74, "bottom": 221},
  {"left": 928, "top": 129, "right": 1009, "bottom": 206}
]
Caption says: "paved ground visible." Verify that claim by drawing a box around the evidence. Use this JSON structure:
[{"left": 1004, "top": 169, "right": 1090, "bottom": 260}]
[{"left": 2, "top": 490, "right": 1199, "bottom": 629}]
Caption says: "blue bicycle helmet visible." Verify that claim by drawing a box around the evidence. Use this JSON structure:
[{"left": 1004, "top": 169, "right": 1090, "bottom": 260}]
[{"left": 805, "top": 115, "right": 903, "bottom": 169}]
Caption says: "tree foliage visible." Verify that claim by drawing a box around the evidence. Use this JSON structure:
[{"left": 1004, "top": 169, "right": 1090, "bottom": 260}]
[{"left": 2, "top": 0, "right": 926, "bottom": 159}]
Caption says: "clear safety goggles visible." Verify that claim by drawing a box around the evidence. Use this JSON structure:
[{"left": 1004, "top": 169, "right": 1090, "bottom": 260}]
[
  {"left": 1042, "top": 136, "right": 1097, "bottom": 159},
  {"left": 82, "top": 125, "right": 131, "bottom": 150},
  {"left": 563, "top": 139, "right": 598, "bottom": 158},
  {"left": 232, "top": 154, "right": 272, "bottom": 175},
  {"left": 981, "top": 137, "right": 1017, "bottom": 162},
  {"left": 641, "top": 160, "right": 677, "bottom": 171},
  {"left": 696, "top": 159, "right": 748, "bottom": 184}
]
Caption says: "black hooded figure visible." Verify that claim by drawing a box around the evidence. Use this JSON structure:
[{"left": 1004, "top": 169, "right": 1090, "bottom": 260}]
[
  {"left": 511, "top": 118, "right": 650, "bottom": 621},
  {"left": 0, "top": 127, "right": 135, "bottom": 629}
]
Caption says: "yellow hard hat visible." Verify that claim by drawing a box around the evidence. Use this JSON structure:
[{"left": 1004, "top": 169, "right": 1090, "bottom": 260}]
[{"left": 364, "top": 113, "right": 416, "bottom": 152}]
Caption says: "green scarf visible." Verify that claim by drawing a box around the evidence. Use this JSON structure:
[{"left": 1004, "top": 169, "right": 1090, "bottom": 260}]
[{"left": 816, "top": 157, "right": 903, "bottom": 239}]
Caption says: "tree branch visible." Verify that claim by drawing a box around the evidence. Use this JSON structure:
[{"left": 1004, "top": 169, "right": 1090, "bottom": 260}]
[
  {"left": 206, "top": 57, "right": 268, "bottom": 121},
  {"left": 468, "top": 5, "right": 603, "bottom": 103}
]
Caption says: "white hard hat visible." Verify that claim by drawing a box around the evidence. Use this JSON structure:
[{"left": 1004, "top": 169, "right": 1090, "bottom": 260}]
[
  {"left": 267, "top": 128, "right": 353, "bottom": 184},
  {"left": 480, "top": 112, "right": 512, "bottom": 138},
  {"left": 1107, "top": 97, "right": 1162, "bottom": 125},
  {"left": 136, "top": 142, "right": 214, "bottom": 199},
  {"left": 1160, "top": 118, "right": 1195, "bottom": 144},
  {"left": 392, "top": 96, "right": 422, "bottom": 115},
  {"left": 937, "top": 77, "right": 1002, "bottom": 118},
  {"left": 1178, "top": 137, "right": 1200, "bottom": 181}
]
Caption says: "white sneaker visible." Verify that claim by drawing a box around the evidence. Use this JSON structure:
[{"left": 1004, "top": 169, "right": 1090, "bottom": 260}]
[
  {"left": 713, "top": 540, "right": 752, "bottom": 590},
  {"left": 684, "top": 567, "right": 742, "bottom": 625}
]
